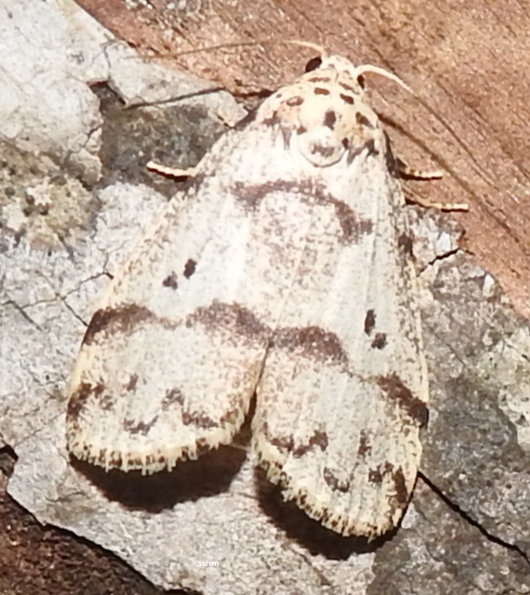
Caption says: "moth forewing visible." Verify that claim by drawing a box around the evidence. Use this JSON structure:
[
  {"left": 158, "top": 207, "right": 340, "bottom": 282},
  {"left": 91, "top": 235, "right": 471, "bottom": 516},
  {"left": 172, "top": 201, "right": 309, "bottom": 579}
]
[{"left": 66, "top": 51, "right": 429, "bottom": 538}]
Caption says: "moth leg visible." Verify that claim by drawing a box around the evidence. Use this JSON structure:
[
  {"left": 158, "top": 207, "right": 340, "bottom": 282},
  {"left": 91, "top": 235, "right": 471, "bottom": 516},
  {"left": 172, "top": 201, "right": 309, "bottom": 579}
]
[
  {"left": 405, "top": 188, "right": 469, "bottom": 212},
  {"left": 146, "top": 161, "right": 198, "bottom": 178},
  {"left": 395, "top": 157, "right": 443, "bottom": 181},
  {"left": 397, "top": 159, "right": 469, "bottom": 212}
]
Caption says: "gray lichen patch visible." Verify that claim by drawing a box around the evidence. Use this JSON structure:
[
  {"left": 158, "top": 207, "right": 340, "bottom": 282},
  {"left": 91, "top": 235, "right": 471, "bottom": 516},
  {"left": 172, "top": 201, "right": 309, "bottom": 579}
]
[
  {"left": 0, "top": 143, "right": 99, "bottom": 252},
  {"left": 415, "top": 222, "right": 530, "bottom": 561},
  {"left": 369, "top": 480, "right": 530, "bottom": 595},
  {"left": 93, "top": 82, "right": 229, "bottom": 198}
]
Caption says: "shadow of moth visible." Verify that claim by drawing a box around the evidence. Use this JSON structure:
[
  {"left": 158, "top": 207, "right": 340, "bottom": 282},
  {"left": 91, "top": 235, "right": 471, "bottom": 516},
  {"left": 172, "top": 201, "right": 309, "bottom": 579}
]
[{"left": 66, "top": 51, "right": 431, "bottom": 538}]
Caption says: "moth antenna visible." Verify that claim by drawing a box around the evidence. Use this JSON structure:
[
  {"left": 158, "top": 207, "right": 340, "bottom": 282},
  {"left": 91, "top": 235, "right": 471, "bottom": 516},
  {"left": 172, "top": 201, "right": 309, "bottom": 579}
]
[
  {"left": 170, "top": 41, "right": 268, "bottom": 57},
  {"left": 167, "top": 39, "right": 327, "bottom": 60},
  {"left": 353, "top": 64, "right": 413, "bottom": 95},
  {"left": 283, "top": 40, "right": 328, "bottom": 59}
]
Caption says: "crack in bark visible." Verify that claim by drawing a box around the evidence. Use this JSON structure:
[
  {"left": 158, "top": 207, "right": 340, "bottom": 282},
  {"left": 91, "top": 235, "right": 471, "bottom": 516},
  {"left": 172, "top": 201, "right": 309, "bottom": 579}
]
[
  {"left": 2, "top": 272, "right": 108, "bottom": 315},
  {"left": 1, "top": 299, "right": 42, "bottom": 330},
  {"left": 420, "top": 471, "right": 530, "bottom": 566},
  {"left": 425, "top": 246, "right": 461, "bottom": 268},
  {"left": 0, "top": 443, "right": 18, "bottom": 478}
]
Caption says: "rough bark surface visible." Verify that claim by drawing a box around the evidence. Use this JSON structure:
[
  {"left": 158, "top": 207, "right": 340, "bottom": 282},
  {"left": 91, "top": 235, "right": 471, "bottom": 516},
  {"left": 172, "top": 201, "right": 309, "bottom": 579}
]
[{"left": 1, "top": 1, "right": 530, "bottom": 594}]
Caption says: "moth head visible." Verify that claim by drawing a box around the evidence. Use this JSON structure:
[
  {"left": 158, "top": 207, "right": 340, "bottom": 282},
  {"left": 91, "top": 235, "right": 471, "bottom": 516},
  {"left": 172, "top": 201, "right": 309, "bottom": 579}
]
[
  {"left": 318, "top": 54, "right": 367, "bottom": 90},
  {"left": 259, "top": 47, "right": 411, "bottom": 168},
  {"left": 290, "top": 55, "right": 382, "bottom": 168}
]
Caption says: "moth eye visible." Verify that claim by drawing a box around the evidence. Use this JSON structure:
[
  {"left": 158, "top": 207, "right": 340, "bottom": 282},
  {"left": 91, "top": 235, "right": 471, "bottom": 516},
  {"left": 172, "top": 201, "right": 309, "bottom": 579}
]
[
  {"left": 357, "top": 74, "right": 366, "bottom": 89},
  {"left": 305, "top": 56, "right": 322, "bottom": 72}
]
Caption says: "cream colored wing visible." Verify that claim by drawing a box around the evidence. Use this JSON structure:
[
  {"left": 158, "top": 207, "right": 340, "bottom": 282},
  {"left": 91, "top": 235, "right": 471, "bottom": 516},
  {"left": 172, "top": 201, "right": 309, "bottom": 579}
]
[
  {"left": 66, "top": 124, "right": 311, "bottom": 473},
  {"left": 67, "top": 49, "right": 429, "bottom": 541},
  {"left": 252, "top": 55, "right": 428, "bottom": 538},
  {"left": 66, "top": 106, "right": 356, "bottom": 474}
]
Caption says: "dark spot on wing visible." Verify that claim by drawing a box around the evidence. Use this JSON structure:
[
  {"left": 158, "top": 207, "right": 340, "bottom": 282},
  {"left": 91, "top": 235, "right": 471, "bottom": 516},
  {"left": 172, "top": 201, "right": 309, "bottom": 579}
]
[
  {"left": 286, "top": 96, "right": 304, "bottom": 107},
  {"left": 366, "top": 138, "right": 377, "bottom": 155},
  {"left": 323, "top": 468, "right": 350, "bottom": 493},
  {"left": 356, "top": 112, "right": 374, "bottom": 128},
  {"left": 314, "top": 87, "right": 330, "bottom": 96},
  {"left": 123, "top": 416, "right": 159, "bottom": 436},
  {"left": 186, "top": 300, "right": 269, "bottom": 344},
  {"left": 368, "top": 461, "right": 394, "bottom": 485},
  {"left": 182, "top": 410, "right": 218, "bottom": 429},
  {"left": 125, "top": 374, "right": 138, "bottom": 391},
  {"left": 338, "top": 202, "right": 373, "bottom": 238},
  {"left": 292, "top": 429, "right": 329, "bottom": 457},
  {"left": 346, "top": 138, "right": 378, "bottom": 165},
  {"left": 183, "top": 258, "right": 196, "bottom": 278},
  {"left": 357, "top": 431, "right": 371, "bottom": 457},
  {"left": 162, "top": 388, "right": 184, "bottom": 409},
  {"left": 392, "top": 466, "right": 408, "bottom": 507},
  {"left": 368, "top": 467, "right": 383, "bottom": 484},
  {"left": 262, "top": 112, "right": 280, "bottom": 127},
  {"left": 339, "top": 81, "right": 356, "bottom": 93},
  {"left": 273, "top": 326, "right": 349, "bottom": 368},
  {"left": 230, "top": 180, "right": 276, "bottom": 211},
  {"left": 162, "top": 272, "right": 178, "bottom": 289},
  {"left": 323, "top": 109, "right": 337, "bottom": 129},
  {"left": 262, "top": 422, "right": 294, "bottom": 453},
  {"left": 371, "top": 333, "right": 387, "bottom": 350},
  {"left": 220, "top": 407, "right": 241, "bottom": 425},
  {"left": 340, "top": 93, "right": 354, "bottom": 105},
  {"left": 83, "top": 304, "right": 156, "bottom": 345},
  {"left": 67, "top": 382, "right": 104, "bottom": 421},
  {"left": 99, "top": 393, "right": 114, "bottom": 411},
  {"left": 377, "top": 373, "right": 429, "bottom": 427},
  {"left": 364, "top": 309, "right": 376, "bottom": 335},
  {"left": 307, "top": 75, "right": 331, "bottom": 83}
]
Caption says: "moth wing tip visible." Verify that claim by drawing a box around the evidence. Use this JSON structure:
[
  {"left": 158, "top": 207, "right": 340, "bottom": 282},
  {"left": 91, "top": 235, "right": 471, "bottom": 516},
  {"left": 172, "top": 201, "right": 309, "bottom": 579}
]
[
  {"left": 280, "top": 482, "right": 398, "bottom": 538},
  {"left": 253, "top": 435, "right": 403, "bottom": 538},
  {"left": 66, "top": 423, "right": 241, "bottom": 474}
]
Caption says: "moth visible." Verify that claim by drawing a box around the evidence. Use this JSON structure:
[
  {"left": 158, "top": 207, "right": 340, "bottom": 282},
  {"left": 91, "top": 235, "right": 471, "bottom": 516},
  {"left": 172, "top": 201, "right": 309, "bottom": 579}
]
[{"left": 66, "top": 47, "right": 438, "bottom": 538}]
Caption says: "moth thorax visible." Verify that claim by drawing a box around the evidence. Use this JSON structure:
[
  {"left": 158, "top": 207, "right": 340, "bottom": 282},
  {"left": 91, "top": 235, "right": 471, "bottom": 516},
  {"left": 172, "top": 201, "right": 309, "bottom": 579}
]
[{"left": 296, "top": 125, "right": 346, "bottom": 167}]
